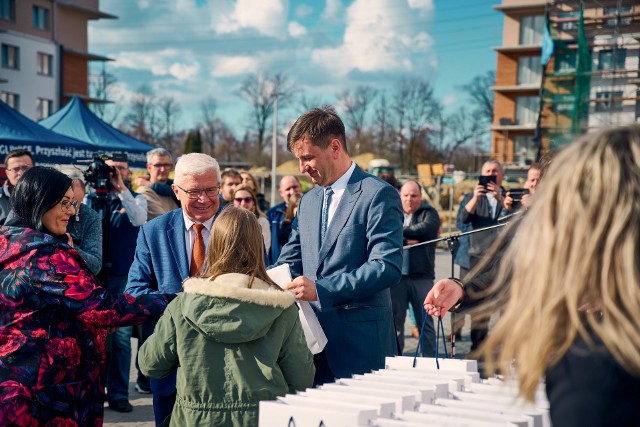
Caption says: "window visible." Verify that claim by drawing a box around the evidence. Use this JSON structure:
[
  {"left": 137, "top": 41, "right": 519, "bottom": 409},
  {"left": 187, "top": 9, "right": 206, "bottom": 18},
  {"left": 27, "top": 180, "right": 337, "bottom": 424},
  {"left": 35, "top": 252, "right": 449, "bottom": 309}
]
[
  {"left": 598, "top": 49, "right": 626, "bottom": 70},
  {"left": 517, "top": 56, "right": 542, "bottom": 85},
  {"left": 36, "top": 98, "right": 53, "bottom": 120},
  {"left": 1, "top": 44, "right": 19, "bottom": 69},
  {"left": 1, "top": 92, "right": 19, "bottom": 110},
  {"left": 520, "top": 15, "right": 545, "bottom": 45},
  {"left": 32, "top": 6, "right": 49, "bottom": 30},
  {"left": 515, "top": 96, "right": 540, "bottom": 126},
  {"left": 0, "top": 0, "right": 15, "bottom": 21},
  {"left": 595, "top": 91, "right": 623, "bottom": 112},
  {"left": 37, "top": 52, "right": 53, "bottom": 76},
  {"left": 604, "top": 6, "right": 631, "bottom": 27},
  {"left": 553, "top": 94, "right": 574, "bottom": 115},
  {"left": 514, "top": 135, "right": 537, "bottom": 165},
  {"left": 558, "top": 11, "right": 579, "bottom": 31},
  {"left": 555, "top": 50, "right": 576, "bottom": 73}
]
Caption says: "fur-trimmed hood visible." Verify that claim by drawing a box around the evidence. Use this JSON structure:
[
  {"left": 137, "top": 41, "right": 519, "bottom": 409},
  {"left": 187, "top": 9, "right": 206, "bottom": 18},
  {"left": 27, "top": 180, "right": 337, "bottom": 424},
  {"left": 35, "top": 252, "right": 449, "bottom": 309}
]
[{"left": 177, "top": 273, "right": 296, "bottom": 344}]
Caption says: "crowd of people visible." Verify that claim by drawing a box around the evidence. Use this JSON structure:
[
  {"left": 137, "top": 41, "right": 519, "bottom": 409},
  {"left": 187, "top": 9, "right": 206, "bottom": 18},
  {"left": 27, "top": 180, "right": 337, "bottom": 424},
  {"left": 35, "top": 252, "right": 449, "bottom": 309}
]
[{"left": 1, "top": 110, "right": 639, "bottom": 426}]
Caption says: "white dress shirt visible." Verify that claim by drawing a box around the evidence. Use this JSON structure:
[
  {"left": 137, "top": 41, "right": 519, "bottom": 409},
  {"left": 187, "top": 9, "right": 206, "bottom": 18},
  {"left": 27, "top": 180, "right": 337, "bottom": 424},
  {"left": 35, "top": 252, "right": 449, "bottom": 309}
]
[
  {"left": 182, "top": 213, "right": 215, "bottom": 270},
  {"left": 325, "top": 161, "right": 356, "bottom": 228}
]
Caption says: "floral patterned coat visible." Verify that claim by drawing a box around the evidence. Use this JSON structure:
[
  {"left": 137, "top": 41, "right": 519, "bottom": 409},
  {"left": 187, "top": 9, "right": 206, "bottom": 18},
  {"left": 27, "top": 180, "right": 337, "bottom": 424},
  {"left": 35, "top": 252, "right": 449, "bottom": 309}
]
[{"left": 0, "top": 226, "right": 171, "bottom": 427}]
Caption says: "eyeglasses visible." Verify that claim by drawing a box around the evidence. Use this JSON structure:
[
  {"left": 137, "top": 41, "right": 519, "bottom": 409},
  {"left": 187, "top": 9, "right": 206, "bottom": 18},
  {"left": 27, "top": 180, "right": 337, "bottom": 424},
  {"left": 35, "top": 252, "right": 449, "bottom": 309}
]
[
  {"left": 60, "top": 200, "right": 79, "bottom": 212},
  {"left": 150, "top": 163, "right": 172, "bottom": 169},
  {"left": 176, "top": 184, "right": 220, "bottom": 199},
  {"left": 6, "top": 165, "right": 32, "bottom": 173},
  {"left": 234, "top": 197, "right": 254, "bottom": 204}
]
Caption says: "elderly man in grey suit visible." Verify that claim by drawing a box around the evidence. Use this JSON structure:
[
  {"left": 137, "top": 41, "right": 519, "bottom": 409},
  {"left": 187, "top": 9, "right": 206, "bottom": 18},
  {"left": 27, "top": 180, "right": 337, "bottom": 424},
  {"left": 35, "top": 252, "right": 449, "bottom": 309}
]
[{"left": 277, "top": 107, "right": 403, "bottom": 385}]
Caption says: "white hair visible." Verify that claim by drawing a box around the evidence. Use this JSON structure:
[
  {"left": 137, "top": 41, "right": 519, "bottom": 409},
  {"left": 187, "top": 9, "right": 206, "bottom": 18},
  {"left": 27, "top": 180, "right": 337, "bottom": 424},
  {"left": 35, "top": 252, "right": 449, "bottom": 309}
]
[{"left": 174, "top": 153, "right": 221, "bottom": 184}]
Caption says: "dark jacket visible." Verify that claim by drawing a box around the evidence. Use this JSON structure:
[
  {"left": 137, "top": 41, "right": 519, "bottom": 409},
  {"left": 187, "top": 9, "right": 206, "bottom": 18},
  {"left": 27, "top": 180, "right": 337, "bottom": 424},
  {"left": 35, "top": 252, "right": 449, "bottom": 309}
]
[
  {"left": 458, "top": 190, "right": 510, "bottom": 265},
  {"left": 267, "top": 201, "right": 287, "bottom": 263},
  {"left": 403, "top": 202, "right": 440, "bottom": 279}
]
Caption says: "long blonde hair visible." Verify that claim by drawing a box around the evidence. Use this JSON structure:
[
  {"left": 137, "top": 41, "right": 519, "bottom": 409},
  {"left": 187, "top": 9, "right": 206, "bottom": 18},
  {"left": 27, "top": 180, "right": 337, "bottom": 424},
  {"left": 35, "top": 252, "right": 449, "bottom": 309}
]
[
  {"left": 203, "top": 207, "right": 278, "bottom": 289},
  {"left": 478, "top": 125, "right": 640, "bottom": 400}
]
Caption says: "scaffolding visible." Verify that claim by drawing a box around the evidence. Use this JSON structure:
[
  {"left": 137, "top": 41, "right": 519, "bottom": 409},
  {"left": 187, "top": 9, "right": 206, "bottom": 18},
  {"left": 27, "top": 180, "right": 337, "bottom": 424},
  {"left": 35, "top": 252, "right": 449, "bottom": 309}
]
[{"left": 541, "top": 0, "right": 640, "bottom": 150}]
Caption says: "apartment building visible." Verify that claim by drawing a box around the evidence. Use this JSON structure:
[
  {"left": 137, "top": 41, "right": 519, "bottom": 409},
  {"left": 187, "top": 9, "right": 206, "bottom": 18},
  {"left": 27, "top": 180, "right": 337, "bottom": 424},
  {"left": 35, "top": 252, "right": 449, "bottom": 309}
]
[
  {"left": 492, "top": 0, "right": 640, "bottom": 164},
  {"left": 0, "top": 0, "right": 114, "bottom": 120}
]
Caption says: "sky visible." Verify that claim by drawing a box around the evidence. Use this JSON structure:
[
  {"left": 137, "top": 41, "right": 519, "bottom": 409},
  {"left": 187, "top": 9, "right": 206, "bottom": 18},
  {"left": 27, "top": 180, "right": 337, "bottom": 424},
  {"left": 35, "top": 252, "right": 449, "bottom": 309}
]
[{"left": 89, "top": 0, "right": 503, "bottom": 135}]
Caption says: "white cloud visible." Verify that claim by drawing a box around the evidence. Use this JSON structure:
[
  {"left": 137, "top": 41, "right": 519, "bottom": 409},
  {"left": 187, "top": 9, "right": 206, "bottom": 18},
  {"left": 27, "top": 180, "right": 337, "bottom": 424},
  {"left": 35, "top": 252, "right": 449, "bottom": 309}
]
[
  {"left": 311, "top": 0, "right": 435, "bottom": 76},
  {"left": 295, "top": 4, "right": 313, "bottom": 18},
  {"left": 407, "top": 0, "right": 434, "bottom": 11},
  {"left": 112, "top": 49, "right": 201, "bottom": 81},
  {"left": 288, "top": 21, "right": 307, "bottom": 38},
  {"left": 137, "top": 0, "right": 151, "bottom": 10},
  {"left": 321, "top": 0, "right": 344, "bottom": 22},
  {"left": 211, "top": 56, "right": 259, "bottom": 77},
  {"left": 212, "top": 0, "right": 289, "bottom": 38}
]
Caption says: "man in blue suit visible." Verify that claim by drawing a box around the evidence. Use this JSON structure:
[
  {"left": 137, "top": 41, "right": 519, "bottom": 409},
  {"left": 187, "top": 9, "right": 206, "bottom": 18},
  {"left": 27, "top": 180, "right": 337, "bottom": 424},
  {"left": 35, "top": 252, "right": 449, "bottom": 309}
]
[
  {"left": 126, "top": 153, "right": 220, "bottom": 426},
  {"left": 277, "top": 107, "right": 403, "bottom": 385}
]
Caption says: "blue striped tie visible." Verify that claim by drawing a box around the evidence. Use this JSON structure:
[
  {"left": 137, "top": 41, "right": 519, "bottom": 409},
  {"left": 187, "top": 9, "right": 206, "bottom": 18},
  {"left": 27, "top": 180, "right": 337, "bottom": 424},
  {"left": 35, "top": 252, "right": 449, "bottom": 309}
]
[{"left": 321, "top": 186, "right": 333, "bottom": 242}]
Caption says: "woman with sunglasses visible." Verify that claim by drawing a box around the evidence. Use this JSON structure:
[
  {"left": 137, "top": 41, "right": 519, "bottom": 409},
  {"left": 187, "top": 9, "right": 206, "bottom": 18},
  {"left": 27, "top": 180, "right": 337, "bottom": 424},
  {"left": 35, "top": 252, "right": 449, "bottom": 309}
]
[
  {"left": 0, "top": 166, "right": 172, "bottom": 426},
  {"left": 233, "top": 184, "right": 271, "bottom": 252}
]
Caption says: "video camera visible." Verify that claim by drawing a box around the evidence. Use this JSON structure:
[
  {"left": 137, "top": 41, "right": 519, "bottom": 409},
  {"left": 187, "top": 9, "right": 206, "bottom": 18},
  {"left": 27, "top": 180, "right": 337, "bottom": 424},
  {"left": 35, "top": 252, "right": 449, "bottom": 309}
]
[{"left": 82, "top": 152, "right": 127, "bottom": 194}]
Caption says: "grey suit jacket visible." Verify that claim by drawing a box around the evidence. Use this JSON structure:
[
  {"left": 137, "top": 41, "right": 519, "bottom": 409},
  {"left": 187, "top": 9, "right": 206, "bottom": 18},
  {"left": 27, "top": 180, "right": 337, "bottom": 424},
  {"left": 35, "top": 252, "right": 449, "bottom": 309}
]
[{"left": 277, "top": 165, "right": 403, "bottom": 379}]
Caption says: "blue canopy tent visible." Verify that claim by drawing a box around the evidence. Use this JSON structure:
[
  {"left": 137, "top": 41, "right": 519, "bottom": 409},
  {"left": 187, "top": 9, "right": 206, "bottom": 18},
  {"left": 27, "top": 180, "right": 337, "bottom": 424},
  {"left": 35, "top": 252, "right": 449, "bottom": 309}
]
[
  {"left": 39, "top": 97, "right": 154, "bottom": 168},
  {"left": 0, "top": 100, "right": 94, "bottom": 164}
]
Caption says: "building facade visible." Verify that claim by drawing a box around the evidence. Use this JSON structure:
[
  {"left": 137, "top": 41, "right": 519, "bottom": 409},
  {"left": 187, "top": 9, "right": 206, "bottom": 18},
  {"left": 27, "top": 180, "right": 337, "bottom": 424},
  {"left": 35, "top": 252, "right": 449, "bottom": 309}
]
[
  {"left": 492, "top": 0, "right": 640, "bottom": 164},
  {"left": 0, "top": 0, "right": 114, "bottom": 120}
]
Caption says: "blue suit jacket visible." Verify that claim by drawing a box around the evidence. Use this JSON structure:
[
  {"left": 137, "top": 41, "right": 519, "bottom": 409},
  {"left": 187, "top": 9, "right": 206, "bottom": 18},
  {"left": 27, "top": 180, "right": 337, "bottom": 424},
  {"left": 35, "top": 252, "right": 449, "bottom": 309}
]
[
  {"left": 277, "top": 165, "right": 403, "bottom": 379},
  {"left": 126, "top": 208, "right": 189, "bottom": 395}
]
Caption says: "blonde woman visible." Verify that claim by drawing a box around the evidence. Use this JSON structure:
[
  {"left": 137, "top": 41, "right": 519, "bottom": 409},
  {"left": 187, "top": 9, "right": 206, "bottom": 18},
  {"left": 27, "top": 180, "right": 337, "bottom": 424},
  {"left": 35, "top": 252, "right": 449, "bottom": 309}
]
[
  {"left": 445, "top": 125, "right": 640, "bottom": 426},
  {"left": 138, "top": 207, "right": 314, "bottom": 426},
  {"left": 233, "top": 183, "right": 271, "bottom": 251}
]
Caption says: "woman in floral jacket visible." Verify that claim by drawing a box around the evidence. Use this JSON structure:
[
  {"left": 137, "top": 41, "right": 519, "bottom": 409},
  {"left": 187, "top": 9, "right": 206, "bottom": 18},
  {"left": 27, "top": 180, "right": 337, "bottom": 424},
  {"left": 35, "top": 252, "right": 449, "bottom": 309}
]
[
  {"left": 139, "top": 207, "right": 314, "bottom": 426},
  {"left": 0, "top": 166, "right": 172, "bottom": 426}
]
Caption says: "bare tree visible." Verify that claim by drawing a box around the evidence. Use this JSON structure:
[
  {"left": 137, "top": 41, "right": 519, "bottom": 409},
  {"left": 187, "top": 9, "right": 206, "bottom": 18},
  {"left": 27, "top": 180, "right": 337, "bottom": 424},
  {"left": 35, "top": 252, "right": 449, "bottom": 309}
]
[
  {"left": 199, "top": 96, "right": 218, "bottom": 155},
  {"left": 157, "top": 96, "right": 182, "bottom": 153},
  {"left": 336, "top": 85, "right": 377, "bottom": 154},
  {"left": 236, "top": 72, "right": 298, "bottom": 159},
  {"left": 372, "top": 92, "right": 392, "bottom": 158},
  {"left": 460, "top": 70, "right": 495, "bottom": 123},
  {"left": 124, "top": 85, "right": 159, "bottom": 145},
  {"left": 441, "top": 106, "right": 487, "bottom": 163},
  {"left": 296, "top": 93, "right": 326, "bottom": 115},
  {"left": 390, "top": 78, "right": 440, "bottom": 171},
  {"left": 89, "top": 63, "right": 120, "bottom": 124}
]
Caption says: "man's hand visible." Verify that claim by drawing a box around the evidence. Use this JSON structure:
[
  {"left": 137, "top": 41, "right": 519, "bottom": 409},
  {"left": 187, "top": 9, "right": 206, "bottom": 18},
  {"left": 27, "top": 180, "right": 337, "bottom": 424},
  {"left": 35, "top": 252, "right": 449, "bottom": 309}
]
[
  {"left": 486, "top": 181, "right": 501, "bottom": 200},
  {"left": 503, "top": 192, "right": 514, "bottom": 211},
  {"left": 521, "top": 193, "right": 532, "bottom": 208},
  {"left": 472, "top": 182, "right": 487, "bottom": 200},
  {"left": 110, "top": 167, "right": 126, "bottom": 194},
  {"left": 424, "top": 278, "right": 464, "bottom": 317},
  {"left": 283, "top": 276, "right": 318, "bottom": 302}
]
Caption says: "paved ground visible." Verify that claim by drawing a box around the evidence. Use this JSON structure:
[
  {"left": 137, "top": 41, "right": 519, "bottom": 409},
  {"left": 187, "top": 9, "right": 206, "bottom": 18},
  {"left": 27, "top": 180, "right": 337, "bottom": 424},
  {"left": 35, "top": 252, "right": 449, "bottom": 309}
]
[{"left": 104, "top": 249, "right": 473, "bottom": 426}]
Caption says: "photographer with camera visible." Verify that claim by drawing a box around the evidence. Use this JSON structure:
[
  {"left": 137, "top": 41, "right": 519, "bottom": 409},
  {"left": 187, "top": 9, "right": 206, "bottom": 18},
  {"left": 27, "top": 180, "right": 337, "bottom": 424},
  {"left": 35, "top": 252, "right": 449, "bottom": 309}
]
[
  {"left": 503, "top": 163, "right": 541, "bottom": 212},
  {"left": 459, "top": 160, "right": 512, "bottom": 353},
  {"left": 99, "top": 157, "right": 148, "bottom": 413}
]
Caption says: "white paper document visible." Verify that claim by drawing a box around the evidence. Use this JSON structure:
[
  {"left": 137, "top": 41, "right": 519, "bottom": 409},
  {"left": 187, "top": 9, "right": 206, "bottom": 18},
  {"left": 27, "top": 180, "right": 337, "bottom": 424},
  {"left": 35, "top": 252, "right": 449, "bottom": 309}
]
[{"left": 266, "top": 264, "right": 328, "bottom": 354}]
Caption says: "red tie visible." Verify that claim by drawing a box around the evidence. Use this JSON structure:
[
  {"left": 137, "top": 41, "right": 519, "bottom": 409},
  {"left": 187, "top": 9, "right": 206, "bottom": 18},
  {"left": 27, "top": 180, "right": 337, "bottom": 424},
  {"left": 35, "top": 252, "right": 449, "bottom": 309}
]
[{"left": 190, "top": 223, "right": 205, "bottom": 276}]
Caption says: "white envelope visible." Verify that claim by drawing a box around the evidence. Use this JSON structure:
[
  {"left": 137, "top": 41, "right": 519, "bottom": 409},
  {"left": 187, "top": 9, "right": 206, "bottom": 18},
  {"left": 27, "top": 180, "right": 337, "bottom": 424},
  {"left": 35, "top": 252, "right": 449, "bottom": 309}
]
[{"left": 267, "top": 264, "right": 328, "bottom": 354}]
